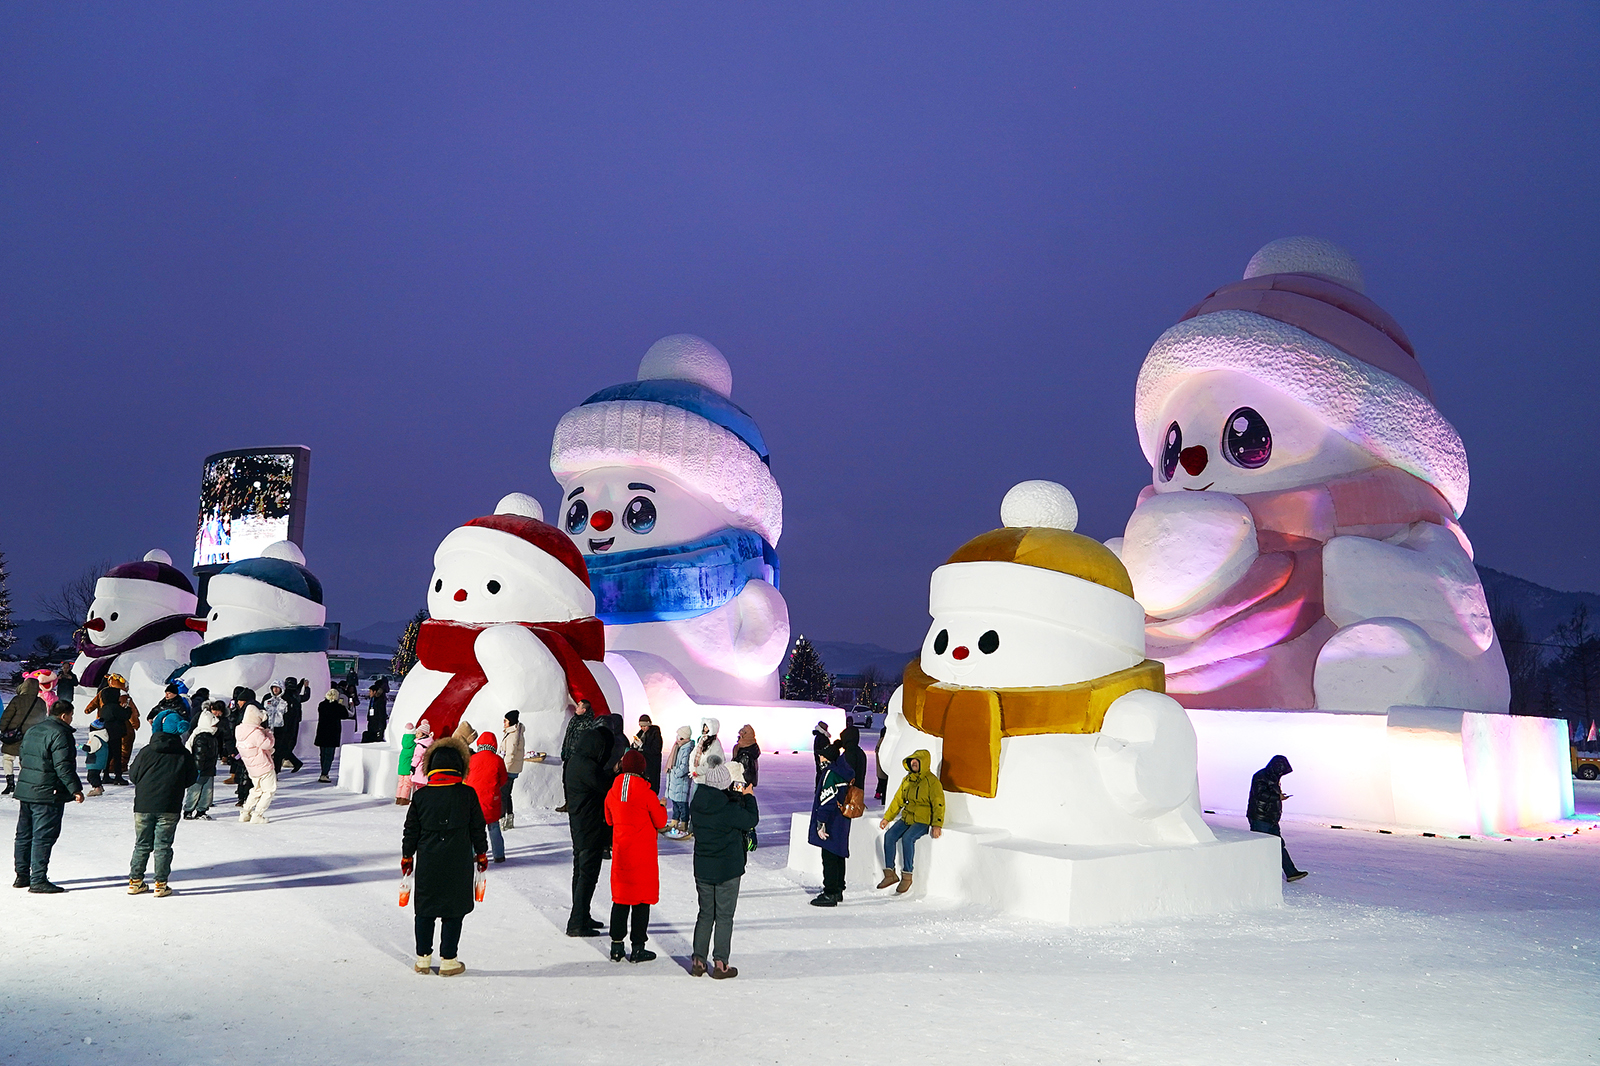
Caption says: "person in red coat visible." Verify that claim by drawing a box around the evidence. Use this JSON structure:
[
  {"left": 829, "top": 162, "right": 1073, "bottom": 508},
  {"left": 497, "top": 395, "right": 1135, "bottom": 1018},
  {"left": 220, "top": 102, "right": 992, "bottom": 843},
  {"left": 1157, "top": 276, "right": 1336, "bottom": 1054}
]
[
  {"left": 465, "top": 733, "right": 509, "bottom": 863},
  {"left": 604, "top": 749, "right": 667, "bottom": 963}
]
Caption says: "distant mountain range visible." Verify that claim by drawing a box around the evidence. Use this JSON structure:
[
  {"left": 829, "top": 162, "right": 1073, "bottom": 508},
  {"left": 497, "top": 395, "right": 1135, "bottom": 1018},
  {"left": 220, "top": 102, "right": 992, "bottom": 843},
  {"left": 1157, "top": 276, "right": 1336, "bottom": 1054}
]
[{"left": 1476, "top": 567, "right": 1600, "bottom": 644}]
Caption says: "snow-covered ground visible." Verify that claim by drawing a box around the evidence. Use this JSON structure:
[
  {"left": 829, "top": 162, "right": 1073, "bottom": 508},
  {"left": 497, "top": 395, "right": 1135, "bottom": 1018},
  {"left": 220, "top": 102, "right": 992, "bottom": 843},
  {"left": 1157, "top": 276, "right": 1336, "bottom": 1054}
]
[{"left": 4, "top": 748, "right": 1598, "bottom": 1065}]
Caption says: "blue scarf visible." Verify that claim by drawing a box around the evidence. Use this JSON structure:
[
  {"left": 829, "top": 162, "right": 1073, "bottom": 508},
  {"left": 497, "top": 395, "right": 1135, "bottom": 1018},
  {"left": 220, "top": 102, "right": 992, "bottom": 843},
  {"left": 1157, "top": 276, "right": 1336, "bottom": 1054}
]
[
  {"left": 585, "top": 529, "right": 779, "bottom": 625},
  {"left": 169, "top": 626, "right": 331, "bottom": 681}
]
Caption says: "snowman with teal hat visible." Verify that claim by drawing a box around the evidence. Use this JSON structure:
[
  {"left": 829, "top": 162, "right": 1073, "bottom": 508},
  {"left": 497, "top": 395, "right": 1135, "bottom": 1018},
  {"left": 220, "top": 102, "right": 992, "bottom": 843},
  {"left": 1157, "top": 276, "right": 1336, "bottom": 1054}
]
[
  {"left": 175, "top": 541, "right": 332, "bottom": 711},
  {"left": 549, "top": 334, "right": 789, "bottom": 705}
]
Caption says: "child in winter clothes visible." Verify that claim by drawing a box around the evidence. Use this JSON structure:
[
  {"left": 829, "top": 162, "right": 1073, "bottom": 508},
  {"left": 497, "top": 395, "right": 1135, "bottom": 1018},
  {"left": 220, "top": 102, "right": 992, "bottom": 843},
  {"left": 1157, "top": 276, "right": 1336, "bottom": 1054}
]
[
  {"left": 184, "top": 708, "right": 221, "bottom": 819},
  {"left": 127, "top": 716, "right": 198, "bottom": 896},
  {"left": 665, "top": 726, "right": 693, "bottom": 835},
  {"left": 402, "top": 737, "right": 488, "bottom": 977},
  {"left": 689, "top": 753, "right": 758, "bottom": 979},
  {"left": 604, "top": 750, "right": 668, "bottom": 963},
  {"left": 877, "top": 748, "right": 945, "bottom": 894},
  {"left": 409, "top": 720, "right": 435, "bottom": 790},
  {"left": 499, "top": 711, "right": 525, "bottom": 829},
  {"left": 81, "top": 717, "right": 111, "bottom": 796},
  {"left": 464, "top": 733, "right": 508, "bottom": 863},
  {"left": 396, "top": 721, "right": 420, "bottom": 805},
  {"left": 235, "top": 706, "right": 277, "bottom": 824}
]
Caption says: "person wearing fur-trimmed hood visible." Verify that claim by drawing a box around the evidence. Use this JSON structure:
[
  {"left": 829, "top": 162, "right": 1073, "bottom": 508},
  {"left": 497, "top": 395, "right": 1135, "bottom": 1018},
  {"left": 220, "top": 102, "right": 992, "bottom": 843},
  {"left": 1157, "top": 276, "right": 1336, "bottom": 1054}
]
[{"left": 402, "top": 736, "right": 488, "bottom": 977}]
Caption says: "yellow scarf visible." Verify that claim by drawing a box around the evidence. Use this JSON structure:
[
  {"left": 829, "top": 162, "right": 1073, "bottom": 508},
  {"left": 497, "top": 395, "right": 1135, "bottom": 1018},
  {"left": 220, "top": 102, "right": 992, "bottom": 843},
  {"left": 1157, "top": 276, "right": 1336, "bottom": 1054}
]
[{"left": 899, "top": 657, "right": 1165, "bottom": 798}]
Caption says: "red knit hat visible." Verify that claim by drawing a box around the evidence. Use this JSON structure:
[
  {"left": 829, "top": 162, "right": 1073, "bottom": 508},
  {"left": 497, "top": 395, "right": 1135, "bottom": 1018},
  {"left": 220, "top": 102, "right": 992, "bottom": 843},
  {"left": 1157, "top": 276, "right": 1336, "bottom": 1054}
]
[
  {"left": 617, "top": 750, "right": 646, "bottom": 776},
  {"left": 433, "top": 494, "right": 597, "bottom": 621}
]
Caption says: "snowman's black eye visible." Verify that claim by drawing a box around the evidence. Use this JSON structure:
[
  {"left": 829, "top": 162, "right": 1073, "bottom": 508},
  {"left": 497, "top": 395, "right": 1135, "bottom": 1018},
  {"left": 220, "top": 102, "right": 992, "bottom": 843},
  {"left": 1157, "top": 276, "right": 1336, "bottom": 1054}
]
[
  {"left": 978, "top": 630, "right": 999, "bottom": 654},
  {"left": 1223, "top": 407, "right": 1272, "bottom": 469},
  {"left": 932, "top": 629, "right": 949, "bottom": 655},
  {"left": 623, "top": 496, "right": 656, "bottom": 534},
  {"left": 565, "top": 499, "right": 589, "bottom": 534},
  {"left": 433, "top": 579, "right": 443, "bottom": 593},
  {"left": 211, "top": 612, "right": 218, "bottom": 621},
  {"left": 1160, "top": 422, "right": 1183, "bottom": 482},
  {"left": 110, "top": 612, "right": 119, "bottom": 622},
  {"left": 486, "top": 580, "right": 501, "bottom": 595}
]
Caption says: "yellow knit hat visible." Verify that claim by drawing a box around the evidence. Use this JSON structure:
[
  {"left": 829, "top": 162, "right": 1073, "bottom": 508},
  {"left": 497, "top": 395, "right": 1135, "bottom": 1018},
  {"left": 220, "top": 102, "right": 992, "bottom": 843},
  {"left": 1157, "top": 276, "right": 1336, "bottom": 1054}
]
[{"left": 944, "top": 481, "right": 1134, "bottom": 598}]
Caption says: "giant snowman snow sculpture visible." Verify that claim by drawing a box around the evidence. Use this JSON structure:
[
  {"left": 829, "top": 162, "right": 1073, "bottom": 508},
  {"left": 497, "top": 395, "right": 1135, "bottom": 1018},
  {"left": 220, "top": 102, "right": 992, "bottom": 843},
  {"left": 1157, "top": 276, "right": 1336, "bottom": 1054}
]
[
  {"left": 1116, "top": 237, "right": 1508, "bottom": 713},
  {"left": 72, "top": 550, "right": 204, "bottom": 716},
  {"left": 175, "top": 541, "right": 331, "bottom": 721},
  {"left": 550, "top": 335, "right": 806, "bottom": 719},
  {"left": 379, "top": 493, "right": 620, "bottom": 807},
  {"left": 1112, "top": 237, "right": 1570, "bottom": 834},
  {"left": 790, "top": 481, "right": 1282, "bottom": 925}
]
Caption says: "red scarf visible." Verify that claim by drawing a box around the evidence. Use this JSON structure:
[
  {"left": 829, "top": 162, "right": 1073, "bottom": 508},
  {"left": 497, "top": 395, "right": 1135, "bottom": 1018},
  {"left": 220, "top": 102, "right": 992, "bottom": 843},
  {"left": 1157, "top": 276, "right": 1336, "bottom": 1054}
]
[
  {"left": 1141, "top": 465, "right": 1459, "bottom": 709},
  {"left": 415, "top": 618, "right": 611, "bottom": 737}
]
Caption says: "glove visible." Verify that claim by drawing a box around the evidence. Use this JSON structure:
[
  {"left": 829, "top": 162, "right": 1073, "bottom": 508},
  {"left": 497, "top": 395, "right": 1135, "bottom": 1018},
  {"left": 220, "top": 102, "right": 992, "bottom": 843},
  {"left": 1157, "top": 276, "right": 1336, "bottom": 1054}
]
[
  {"left": 401, "top": 857, "right": 413, "bottom": 876},
  {"left": 475, "top": 853, "right": 489, "bottom": 872}
]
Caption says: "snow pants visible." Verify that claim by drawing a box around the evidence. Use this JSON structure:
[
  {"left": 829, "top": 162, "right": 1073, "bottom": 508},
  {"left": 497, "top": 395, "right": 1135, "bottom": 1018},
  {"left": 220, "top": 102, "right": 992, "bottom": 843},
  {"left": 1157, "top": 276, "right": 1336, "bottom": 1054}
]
[{"left": 240, "top": 772, "right": 278, "bottom": 821}]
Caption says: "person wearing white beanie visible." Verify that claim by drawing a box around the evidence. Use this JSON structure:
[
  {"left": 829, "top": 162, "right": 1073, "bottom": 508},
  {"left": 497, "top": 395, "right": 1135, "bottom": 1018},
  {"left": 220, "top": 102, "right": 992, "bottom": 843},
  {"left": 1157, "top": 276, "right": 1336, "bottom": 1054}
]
[
  {"left": 1115, "top": 237, "right": 1510, "bottom": 714},
  {"left": 549, "top": 335, "right": 791, "bottom": 704}
]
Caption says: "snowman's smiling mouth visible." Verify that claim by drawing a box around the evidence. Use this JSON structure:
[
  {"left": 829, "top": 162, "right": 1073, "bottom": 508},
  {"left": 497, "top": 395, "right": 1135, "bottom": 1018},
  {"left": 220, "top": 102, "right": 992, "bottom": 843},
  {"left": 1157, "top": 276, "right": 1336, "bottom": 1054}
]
[
  {"left": 588, "top": 537, "right": 615, "bottom": 552},
  {"left": 1183, "top": 483, "right": 1215, "bottom": 492}
]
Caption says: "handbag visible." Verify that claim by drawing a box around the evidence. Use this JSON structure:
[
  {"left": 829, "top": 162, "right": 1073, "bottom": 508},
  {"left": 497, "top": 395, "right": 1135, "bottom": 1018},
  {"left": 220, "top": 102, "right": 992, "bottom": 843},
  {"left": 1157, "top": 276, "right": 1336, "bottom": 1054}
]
[
  {"left": 839, "top": 784, "right": 866, "bottom": 819},
  {"left": 0, "top": 727, "right": 22, "bottom": 746}
]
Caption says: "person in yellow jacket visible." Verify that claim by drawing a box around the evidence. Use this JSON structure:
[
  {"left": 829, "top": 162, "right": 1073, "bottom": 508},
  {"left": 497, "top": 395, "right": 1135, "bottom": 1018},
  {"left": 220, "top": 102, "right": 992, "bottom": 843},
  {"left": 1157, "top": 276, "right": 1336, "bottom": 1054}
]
[{"left": 876, "top": 748, "right": 943, "bottom": 894}]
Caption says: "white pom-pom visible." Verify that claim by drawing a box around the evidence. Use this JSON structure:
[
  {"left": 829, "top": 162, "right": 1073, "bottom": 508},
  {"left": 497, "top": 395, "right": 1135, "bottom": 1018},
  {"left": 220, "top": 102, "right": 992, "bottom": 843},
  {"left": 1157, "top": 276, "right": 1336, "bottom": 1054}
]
[
  {"left": 143, "top": 549, "right": 173, "bottom": 565},
  {"left": 1244, "top": 237, "right": 1365, "bottom": 293},
  {"left": 495, "top": 492, "right": 544, "bottom": 521},
  {"left": 1000, "top": 481, "right": 1078, "bottom": 531},
  {"left": 638, "top": 334, "right": 734, "bottom": 398},
  {"left": 261, "top": 540, "right": 307, "bottom": 565}
]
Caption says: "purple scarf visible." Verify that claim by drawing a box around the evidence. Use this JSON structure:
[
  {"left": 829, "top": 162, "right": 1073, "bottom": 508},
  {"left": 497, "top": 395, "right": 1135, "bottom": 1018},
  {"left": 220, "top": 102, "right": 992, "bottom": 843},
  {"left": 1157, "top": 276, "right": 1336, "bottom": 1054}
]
[{"left": 74, "top": 615, "right": 197, "bottom": 687}]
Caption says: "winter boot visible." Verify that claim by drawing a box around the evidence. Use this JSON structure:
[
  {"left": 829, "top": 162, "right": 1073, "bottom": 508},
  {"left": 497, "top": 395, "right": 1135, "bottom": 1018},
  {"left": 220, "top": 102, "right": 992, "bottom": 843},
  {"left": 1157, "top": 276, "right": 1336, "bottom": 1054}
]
[
  {"left": 414, "top": 954, "right": 433, "bottom": 974},
  {"left": 249, "top": 813, "right": 270, "bottom": 824},
  {"left": 504, "top": 813, "right": 514, "bottom": 829},
  {"left": 628, "top": 945, "right": 657, "bottom": 964},
  {"left": 196, "top": 811, "right": 213, "bottom": 821},
  {"left": 239, "top": 810, "right": 252, "bottom": 823},
  {"left": 153, "top": 882, "right": 172, "bottom": 898},
  {"left": 28, "top": 881, "right": 66, "bottom": 893},
  {"left": 609, "top": 940, "right": 626, "bottom": 962},
  {"left": 876, "top": 868, "right": 900, "bottom": 890},
  {"left": 438, "top": 957, "right": 465, "bottom": 977},
  {"left": 809, "top": 892, "right": 838, "bottom": 907},
  {"left": 711, "top": 960, "right": 739, "bottom": 980},
  {"left": 3, "top": 774, "right": 13, "bottom": 795},
  {"left": 554, "top": 803, "right": 568, "bottom": 813},
  {"left": 86, "top": 786, "right": 104, "bottom": 797},
  {"left": 1287, "top": 870, "right": 1310, "bottom": 883},
  {"left": 317, "top": 775, "right": 330, "bottom": 783},
  {"left": 127, "top": 878, "right": 149, "bottom": 895},
  {"left": 895, "top": 872, "right": 913, "bottom": 895},
  {"left": 13, "top": 873, "right": 29, "bottom": 888},
  {"left": 689, "top": 956, "right": 707, "bottom": 977}
]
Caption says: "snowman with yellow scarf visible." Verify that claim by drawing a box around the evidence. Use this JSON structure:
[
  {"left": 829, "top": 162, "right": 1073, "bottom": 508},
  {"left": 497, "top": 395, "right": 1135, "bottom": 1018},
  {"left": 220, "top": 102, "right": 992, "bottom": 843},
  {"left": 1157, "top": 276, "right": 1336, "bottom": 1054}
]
[{"left": 880, "top": 481, "right": 1214, "bottom": 848}]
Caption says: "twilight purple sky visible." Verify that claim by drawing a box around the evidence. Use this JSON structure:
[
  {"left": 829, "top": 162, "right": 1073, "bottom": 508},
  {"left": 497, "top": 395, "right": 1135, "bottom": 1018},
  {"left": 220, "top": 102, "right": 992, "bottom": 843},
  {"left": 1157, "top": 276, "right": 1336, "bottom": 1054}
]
[{"left": 2, "top": 3, "right": 1597, "bottom": 649}]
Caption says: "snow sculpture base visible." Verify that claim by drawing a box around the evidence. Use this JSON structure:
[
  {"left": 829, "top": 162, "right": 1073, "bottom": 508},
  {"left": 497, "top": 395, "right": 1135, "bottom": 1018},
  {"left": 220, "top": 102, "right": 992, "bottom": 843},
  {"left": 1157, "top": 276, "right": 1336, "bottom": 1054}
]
[
  {"left": 336, "top": 742, "right": 399, "bottom": 799},
  {"left": 1189, "top": 707, "right": 1574, "bottom": 836},
  {"left": 785, "top": 814, "right": 1282, "bottom": 926}
]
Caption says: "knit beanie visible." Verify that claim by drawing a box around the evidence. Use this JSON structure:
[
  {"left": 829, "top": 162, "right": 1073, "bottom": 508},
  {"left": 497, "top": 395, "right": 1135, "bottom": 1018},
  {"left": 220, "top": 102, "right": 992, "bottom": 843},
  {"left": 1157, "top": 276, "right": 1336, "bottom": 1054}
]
[
  {"left": 433, "top": 494, "right": 596, "bottom": 621},
  {"left": 700, "top": 752, "right": 732, "bottom": 790},
  {"left": 933, "top": 481, "right": 1147, "bottom": 663},
  {"left": 161, "top": 716, "right": 186, "bottom": 734},
  {"left": 550, "top": 335, "right": 784, "bottom": 545},
  {"left": 617, "top": 749, "right": 646, "bottom": 776},
  {"left": 91, "top": 549, "right": 197, "bottom": 619},
  {"left": 1134, "top": 237, "right": 1469, "bottom": 516}
]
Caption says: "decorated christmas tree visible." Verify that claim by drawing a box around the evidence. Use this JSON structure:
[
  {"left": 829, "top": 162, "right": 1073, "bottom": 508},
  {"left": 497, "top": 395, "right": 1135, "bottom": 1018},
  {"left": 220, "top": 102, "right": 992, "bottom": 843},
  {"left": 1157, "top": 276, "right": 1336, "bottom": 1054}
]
[
  {"left": 0, "top": 550, "right": 14, "bottom": 658},
  {"left": 390, "top": 608, "right": 428, "bottom": 677},
  {"left": 782, "top": 635, "right": 832, "bottom": 703}
]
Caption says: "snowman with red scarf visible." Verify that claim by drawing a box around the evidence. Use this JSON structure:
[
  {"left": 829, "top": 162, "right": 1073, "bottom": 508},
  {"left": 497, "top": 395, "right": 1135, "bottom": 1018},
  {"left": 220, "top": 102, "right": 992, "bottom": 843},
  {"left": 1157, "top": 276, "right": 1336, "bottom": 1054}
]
[{"left": 388, "top": 493, "right": 622, "bottom": 808}]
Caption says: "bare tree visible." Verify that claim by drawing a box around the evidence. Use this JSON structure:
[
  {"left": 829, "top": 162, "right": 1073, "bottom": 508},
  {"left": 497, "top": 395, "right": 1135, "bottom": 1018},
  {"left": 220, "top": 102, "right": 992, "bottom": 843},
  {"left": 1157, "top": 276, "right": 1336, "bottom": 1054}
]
[
  {"left": 857, "top": 664, "right": 885, "bottom": 712},
  {"left": 1490, "top": 601, "right": 1543, "bottom": 715},
  {"left": 37, "top": 562, "right": 113, "bottom": 628}
]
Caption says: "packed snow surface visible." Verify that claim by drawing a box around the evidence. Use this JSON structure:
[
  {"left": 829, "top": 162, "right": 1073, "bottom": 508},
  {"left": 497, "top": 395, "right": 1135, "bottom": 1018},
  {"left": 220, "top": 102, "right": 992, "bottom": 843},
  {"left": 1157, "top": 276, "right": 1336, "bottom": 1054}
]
[{"left": 4, "top": 750, "right": 1598, "bottom": 1065}]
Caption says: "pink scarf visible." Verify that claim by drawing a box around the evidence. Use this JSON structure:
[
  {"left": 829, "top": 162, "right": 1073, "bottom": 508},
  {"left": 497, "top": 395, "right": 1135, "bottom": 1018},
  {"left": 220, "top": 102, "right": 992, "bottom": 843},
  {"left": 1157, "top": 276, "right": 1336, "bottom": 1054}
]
[{"left": 1141, "top": 466, "right": 1459, "bottom": 709}]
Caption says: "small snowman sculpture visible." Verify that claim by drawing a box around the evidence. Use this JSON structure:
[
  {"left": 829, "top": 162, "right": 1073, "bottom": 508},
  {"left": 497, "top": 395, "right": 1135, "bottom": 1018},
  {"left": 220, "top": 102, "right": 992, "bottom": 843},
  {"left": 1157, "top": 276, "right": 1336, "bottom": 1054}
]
[
  {"left": 177, "top": 541, "right": 331, "bottom": 708},
  {"left": 1115, "top": 237, "right": 1508, "bottom": 713},
  {"left": 881, "top": 482, "right": 1212, "bottom": 847},
  {"left": 72, "top": 550, "right": 204, "bottom": 715},
  {"left": 387, "top": 494, "right": 616, "bottom": 807},
  {"left": 549, "top": 334, "right": 789, "bottom": 705}
]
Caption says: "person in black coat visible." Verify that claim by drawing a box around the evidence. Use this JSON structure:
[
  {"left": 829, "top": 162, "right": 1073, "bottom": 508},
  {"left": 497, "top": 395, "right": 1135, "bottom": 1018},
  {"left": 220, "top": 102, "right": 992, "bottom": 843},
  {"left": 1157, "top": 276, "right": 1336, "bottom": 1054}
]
[
  {"left": 1248, "top": 755, "right": 1307, "bottom": 882},
  {"left": 401, "top": 738, "right": 487, "bottom": 976},
  {"left": 563, "top": 717, "right": 612, "bottom": 937},
  {"left": 279, "top": 677, "right": 306, "bottom": 772},
  {"left": 835, "top": 726, "right": 867, "bottom": 791},
  {"left": 689, "top": 754, "right": 758, "bottom": 979},
  {"left": 812, "top": 721, "right": 832, "bottom": 791},
  {"left": 99, "top": 684, "right": 133, "bottom": 784},
  {"left": 313, "top": 690, "right": 353, "bottom": 782},
  {"left": 127, "top": 717, "right": 198, "bottom": 894},
  {"left": 634, "top": 715, "right": 663, "bottom": 796}
]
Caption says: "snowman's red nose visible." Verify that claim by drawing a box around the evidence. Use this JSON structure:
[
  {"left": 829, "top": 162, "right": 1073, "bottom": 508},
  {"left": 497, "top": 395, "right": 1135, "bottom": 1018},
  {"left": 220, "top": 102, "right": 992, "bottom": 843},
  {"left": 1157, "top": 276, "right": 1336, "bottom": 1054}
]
[
  {"left": 85, "top": 618, "right": 106, "bottom": 632},
  {"left": 1179, "top": 445, "right": 1209, "bottom": 476},
  {"left": 952, "top": 646, "right": 969, "bottom": 660},
  {"left": 453, "top": 589, "right": 468, "bottom": 602},
  {"left": 590, "top": 510, "right": 614, "bottom": 531}
]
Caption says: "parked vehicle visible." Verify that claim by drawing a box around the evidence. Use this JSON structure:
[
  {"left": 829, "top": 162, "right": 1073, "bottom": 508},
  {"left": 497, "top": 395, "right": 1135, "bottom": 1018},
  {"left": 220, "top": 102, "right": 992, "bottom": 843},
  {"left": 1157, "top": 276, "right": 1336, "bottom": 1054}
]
[{"left": 1573, "top": 745, "right": 1600, "bottom": 781}]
